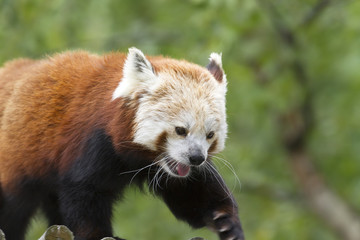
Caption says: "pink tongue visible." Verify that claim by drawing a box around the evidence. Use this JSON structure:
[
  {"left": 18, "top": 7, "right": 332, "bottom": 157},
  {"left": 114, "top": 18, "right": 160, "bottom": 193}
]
[{"left": 176, "top": 163, "right": 190, "bottom": 176}]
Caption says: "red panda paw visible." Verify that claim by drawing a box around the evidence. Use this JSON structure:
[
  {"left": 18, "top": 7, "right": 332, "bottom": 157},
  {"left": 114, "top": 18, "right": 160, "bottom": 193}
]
[{"left": 213, "top": 211, "right": 245, "bottom": 240}]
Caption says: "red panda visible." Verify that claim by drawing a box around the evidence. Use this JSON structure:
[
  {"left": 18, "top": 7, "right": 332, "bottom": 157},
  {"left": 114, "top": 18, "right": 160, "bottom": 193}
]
[{"left": 0, "top": 48, "right": 244, "bottom": 240}]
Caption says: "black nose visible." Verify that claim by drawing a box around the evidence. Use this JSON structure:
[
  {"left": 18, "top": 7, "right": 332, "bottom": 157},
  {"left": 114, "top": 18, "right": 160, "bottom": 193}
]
[{"left": 189, "top": 154, "right": 205, "bottom": 166}]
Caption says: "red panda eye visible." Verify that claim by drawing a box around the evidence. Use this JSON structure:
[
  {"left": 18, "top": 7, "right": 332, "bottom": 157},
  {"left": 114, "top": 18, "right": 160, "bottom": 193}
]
[
  {"left": 207, "top": 131, "right": 215, "bottom": 139},
  {"left": 175, "top": 127, "right": 187, "bottom": 136}
]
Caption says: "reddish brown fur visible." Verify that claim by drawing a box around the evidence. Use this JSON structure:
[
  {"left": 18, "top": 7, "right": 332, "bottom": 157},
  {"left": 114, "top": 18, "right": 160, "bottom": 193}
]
[
  {"left": 0, "top": 52, "right": 215, "bottom": 192},
  {"left": 0, "top": 51, "right": 133, "bottom": 192},
  {"left": 0, "top": 52, "right": 212, "bottom": 192},
  {"left": 208, "top": 139, "right": 218, "bottom": 154}
]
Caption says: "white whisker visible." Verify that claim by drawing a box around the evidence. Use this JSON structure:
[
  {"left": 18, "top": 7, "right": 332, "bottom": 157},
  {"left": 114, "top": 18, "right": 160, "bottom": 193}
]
[
  {"left": 149, "top": 154, "right": 171, "bottom": 193},
  {"left": 210, "top": 154, "right": 241, "bottom": 192},
  {"left": 119, "top": 160, "right": 159, "bottom": 176},
  {"left": 204, "top": 161, "right": 236, "bottom": 208},
  {"left": 120, "top": 153, "right": 168, "bottom": 186}
]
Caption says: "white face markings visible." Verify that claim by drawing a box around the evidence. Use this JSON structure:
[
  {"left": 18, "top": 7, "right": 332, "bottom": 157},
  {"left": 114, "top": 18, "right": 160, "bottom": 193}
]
[
  {"left": 133, "top": 71, "right": 227, "bottom": 153},
  {"left": 112, "top": 48, "right": 227, "bottom": 178},
  {"left": 166, "top": 112, "right": 216, "bottom": 164}
]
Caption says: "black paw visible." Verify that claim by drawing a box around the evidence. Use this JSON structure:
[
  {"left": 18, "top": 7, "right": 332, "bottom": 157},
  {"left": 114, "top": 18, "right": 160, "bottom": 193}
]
[{"left": 213, "top": 212, "right": 245, "bottom": 240}]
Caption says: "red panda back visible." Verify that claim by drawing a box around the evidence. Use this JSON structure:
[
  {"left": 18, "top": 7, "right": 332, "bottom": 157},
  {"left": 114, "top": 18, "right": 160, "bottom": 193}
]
[
  {"left": 0, "top": 59, "right": 38, "bottom": 119},
  {"left": 0, "top": 51, "right": 127, "bottom": 191}
]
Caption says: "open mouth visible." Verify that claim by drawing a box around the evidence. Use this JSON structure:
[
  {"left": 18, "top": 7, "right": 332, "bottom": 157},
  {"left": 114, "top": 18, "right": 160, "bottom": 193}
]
[{"left": 165, "top": 159, "right": 191, "bottom": 177}]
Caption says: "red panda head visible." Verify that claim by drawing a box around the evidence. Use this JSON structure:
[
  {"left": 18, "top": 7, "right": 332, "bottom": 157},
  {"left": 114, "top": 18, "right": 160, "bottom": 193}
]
[{"left": 112, "top": 48, "right": 227, "bottom": 178}]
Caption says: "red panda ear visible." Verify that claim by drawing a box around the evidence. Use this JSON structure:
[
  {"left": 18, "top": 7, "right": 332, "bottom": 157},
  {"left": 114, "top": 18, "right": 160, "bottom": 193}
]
[
  {"left": 112, "top": 47, "right": 157, "bottom": 100},
  {"left": 207, "top": 53, "right": 225, "bottom": 83},
  {"left": 126, "top": 47, "right": 154, "bottom": 75}
]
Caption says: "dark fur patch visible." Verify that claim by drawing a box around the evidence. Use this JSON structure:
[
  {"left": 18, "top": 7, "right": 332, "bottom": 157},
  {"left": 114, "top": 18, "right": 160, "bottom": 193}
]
[
  {"left": 134, "top": 53, "right": 154, "bottom": 74},
  {"left": 0, "top": 129, "right": 244, "bottom": 240},
  {"left": 59, "top": 129, "right": 152, "bottom": 239},
  {"left": 155, "top": 131, "right": 168, "bottom": 151},
  {"left": 207, "top": 60, "right": 223, "bottom": 82},
  {"left": 0, "top": 173, "right": 59, "bottom": 240},
  {"left": 0, "top": 182, "right": 3, "bottom": 208},
  {"left": 208, "top": 139, "right": 218, "bottom": 154},
  {"left": 134, "top": 53, "right": 147, "bottom": 73},
  {"left": 155, "top": 161, "right": 238, "bottom": 229},
  {"left": 0, "top": 129, "right": 153, "bottom": 240}
]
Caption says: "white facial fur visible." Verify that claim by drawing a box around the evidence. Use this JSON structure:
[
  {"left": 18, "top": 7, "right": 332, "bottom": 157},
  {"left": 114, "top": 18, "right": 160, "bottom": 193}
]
[{"left": 113, "top": 47, "right": 227, "bottom": 177}]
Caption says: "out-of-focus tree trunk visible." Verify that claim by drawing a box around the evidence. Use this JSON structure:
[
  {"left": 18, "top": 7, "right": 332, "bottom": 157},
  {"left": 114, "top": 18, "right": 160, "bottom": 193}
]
[
  {"left": 290, "top": 149, "right": 360, "bottom": 240},
  {"left": 256, "top": 0, "right": 360, "bottom": 239}
]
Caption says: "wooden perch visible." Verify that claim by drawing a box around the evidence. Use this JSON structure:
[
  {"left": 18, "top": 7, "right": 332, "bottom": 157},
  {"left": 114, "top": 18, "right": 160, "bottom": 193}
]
[
  {"left": 37, "top": 225, "right": 121, "bottom": 240},
  {"left": 38, "top": 225, "right": 74, "bottom": 240},
  {"left": 0, "top": 226, "right": 205, "bottom": 240},
  {"left": 0, "top": 226, "right": 116, "bottom": 240},
  {"left": 39, "top": 225, "right": 74, "bottom": 240},
  {"left": 37, "top": 225, "right": 118, "bottom": 240},
  {"left": 0, "top": 229, "right": 5, "bottom": 240}
]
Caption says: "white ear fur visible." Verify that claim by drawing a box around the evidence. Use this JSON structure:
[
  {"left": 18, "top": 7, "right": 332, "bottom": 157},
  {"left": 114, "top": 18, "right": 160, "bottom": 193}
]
[
  {"left": 112, "top": 47, "right": 157, "bottom": 100},
  {"left": 209, "top": 52, "right": 223, "bottom": 67}
]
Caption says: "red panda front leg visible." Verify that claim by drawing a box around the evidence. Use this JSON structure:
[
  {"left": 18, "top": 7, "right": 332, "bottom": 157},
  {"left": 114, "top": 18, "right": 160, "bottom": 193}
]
[
  {"left": 58, "top": 129, "right": 126, "bottom": 240},
  {"left": 0, "top": 185, "right": 42, "bottom": 240},
  {"left": 58, "top": 182, "right": 122, "bottom": 240},
  {"left": 41, "top": 192, "right": 63, "bottom": 226},
  {"left": 155, "top": 163, "right": 245, "bottom": 240}
]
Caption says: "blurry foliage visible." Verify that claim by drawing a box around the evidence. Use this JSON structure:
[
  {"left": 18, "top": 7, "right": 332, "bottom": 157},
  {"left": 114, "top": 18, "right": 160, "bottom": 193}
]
[{"left": 0, "top": 0, "right": 359, "bottom": 239}]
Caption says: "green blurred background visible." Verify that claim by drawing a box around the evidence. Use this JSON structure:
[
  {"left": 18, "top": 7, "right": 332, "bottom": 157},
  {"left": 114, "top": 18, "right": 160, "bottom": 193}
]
[{"left": 1, "top": 0, "right": 359, "bottom": 239}]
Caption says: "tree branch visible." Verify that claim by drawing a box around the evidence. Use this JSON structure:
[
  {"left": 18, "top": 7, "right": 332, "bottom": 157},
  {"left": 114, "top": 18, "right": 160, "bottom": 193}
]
[
  {"left": 301, "top": 0, "right": 332, "bottom": 27},
  {"left": 256, "top": 1, "right": 360, "bottom": 239},
  {"left": 290, "top": 151, "right": 360, "bottom": 240}
]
